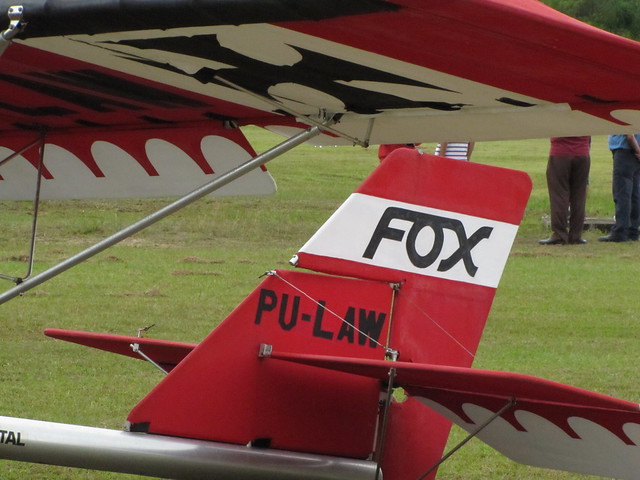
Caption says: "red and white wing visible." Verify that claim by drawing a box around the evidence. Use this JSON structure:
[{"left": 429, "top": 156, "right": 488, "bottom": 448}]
[
  {"left": 3, "top": 0, "right": 640, "bottom": 150},
  {"left": 2, "top": 0, "right": 640, "bottom": 199},
  {"left": 0, "top": 123, "right": 276, "bottom": 200},
  {"left": 269, "top": 352, "right": 640, "bottom": 479},
  {"left": 0, "top": 10, "right": 282, "bottom": 200}
]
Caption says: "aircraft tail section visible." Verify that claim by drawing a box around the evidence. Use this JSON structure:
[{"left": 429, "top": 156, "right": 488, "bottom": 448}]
[
  {"left": 293, "top": 150, "right": 532, "bottom": 478},
  {"left": 28, "top": 149, "right": 640, "bottom": 478},
  {"left": 121, "top": 150, "right": 531, "bottom": 478},
  {"left": 127, "top": 270, "right": 394, "bottom": 459},
  {"left": 296, "top": 150, "right": 531, "bottom": 366}
]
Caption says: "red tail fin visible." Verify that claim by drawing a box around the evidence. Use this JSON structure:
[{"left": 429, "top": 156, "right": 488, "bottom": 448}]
[
  {"left": 127, "top": 150, "right": 531, "bottom": 478},
  {"left": 294, "top": 150, "right": 531, "bottom": 478}
]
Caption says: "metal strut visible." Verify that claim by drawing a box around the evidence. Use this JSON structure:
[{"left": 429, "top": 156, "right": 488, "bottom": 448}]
[
  {"left": 130, "top": 324, "right": 169, "bottom": 375},
  {"left": 0, "top": 125, "right": 325, "bottom": 305},
  {"left": 416, "top": 397, "right": 516, "bottom": 480},
  {"left": 0, "top": 132, "right": 46, "bottom": 285},
  {"left": 374, "top": 367, "right": 397, "bottom": 480}
]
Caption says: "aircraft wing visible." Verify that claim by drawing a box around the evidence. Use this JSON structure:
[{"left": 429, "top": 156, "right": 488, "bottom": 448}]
[
  {"left": 269, "top": 351, "right": 640, "bottom": 480},
  {"left": 1, "top": 0, "right": 640, "bottom": 199}
]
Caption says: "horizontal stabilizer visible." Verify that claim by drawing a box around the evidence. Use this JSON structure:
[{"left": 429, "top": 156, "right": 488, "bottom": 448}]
[
  {"left": 44, "top": 328, "right": 196, "bottom": 372},
  {"left": 268, "top": 351, "right": 640, "bottom": 479}
]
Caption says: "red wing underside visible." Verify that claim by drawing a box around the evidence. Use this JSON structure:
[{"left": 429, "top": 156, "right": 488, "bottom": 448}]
[
  {"left": 2, "top": 0, "right": 640, "bottom": 198},
  {"left": 0, "top": 120, "right": 276, "bottom": 200},
  {"left": 0, "top": 28, "right": 277, "bottom": 200},
  {"left": 3, "top": 0, "right": 640, "bottom": 150},
  {"left": 269, "top": 351, "right": 640, "bottom": 479}
]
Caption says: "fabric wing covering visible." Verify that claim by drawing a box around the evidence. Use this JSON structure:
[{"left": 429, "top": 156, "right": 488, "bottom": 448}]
[{"left": 269, "top": 351, "right": 640, "bottom": 480}]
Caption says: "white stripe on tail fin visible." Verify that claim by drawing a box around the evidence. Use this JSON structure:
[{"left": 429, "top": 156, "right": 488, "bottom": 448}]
[{"left": 297, "top": 192, "right": 518, "bottom": 288}]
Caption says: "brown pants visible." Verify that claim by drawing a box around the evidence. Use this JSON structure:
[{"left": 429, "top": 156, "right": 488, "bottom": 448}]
[{"left": 546, "top": 155, "right": 590, "bottom": 243}]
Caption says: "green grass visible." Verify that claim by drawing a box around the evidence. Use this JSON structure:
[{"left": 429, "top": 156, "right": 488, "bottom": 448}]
[{"left": 1, "top": 130, "right": 639, "bottom": 479}]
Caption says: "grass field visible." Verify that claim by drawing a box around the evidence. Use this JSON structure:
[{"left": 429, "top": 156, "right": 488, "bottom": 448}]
[{"left": 1, "top": 129, "right": 639, "bottom": 479}]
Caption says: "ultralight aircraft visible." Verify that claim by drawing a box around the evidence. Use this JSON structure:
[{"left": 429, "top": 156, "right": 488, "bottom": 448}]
[{"left": 1, "top": 0, "right": 640, "bottom": 479}]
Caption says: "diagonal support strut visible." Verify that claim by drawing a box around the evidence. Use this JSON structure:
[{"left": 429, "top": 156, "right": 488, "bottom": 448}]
[
  {"left": 0, "top": 131, "right": 46, "bottom": 284},
  {"left": 0, "top": 125, "right": 324, "bottom": 305},
  {"left": 416, "top": 397, "right": 516, "bottom": 480}
]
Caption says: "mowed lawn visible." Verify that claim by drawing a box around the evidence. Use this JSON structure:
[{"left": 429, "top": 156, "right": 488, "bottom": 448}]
[{"left": 0, "top": 129, "right": 639, "bottom": 479}]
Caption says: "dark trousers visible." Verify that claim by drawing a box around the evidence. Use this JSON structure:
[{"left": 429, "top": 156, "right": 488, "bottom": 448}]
[
  {"left": 546, "top": 155, "right": 590, "bottom": 243},
  {"left": 611, "top": 149, "right": 640, "bottom": 239}
]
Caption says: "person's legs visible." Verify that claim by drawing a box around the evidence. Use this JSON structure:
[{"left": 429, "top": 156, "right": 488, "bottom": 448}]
[
  {"left": 629, "top": 164, "right": 640, "bottom": 241},
  {"left": 605, "top": 150, "right": 635, "bottom": 241},
  {"left": 544, "top": 156, "right": 570, "bottom": 244},
  {"left": 568, "top": 155, "right": 590, "bottom": 244}
]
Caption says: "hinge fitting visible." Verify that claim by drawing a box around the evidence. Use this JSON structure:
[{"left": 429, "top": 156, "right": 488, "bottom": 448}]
[{"left": 0, "top": 5, "right": 25, "bottom": 56}]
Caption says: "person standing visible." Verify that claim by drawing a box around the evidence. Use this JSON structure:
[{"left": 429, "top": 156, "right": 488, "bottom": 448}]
[
  {"left": 434, "top": 142, "right": 474, "bottom": 161},
  {"left": 377, "top": 144, "right": 420, "bottom": 162},
  {"left": 539, "top": 136, "right": 591, "bottom": 245},
  {"left": 599, "top": 134, "right": 640, "bottom": 242}
]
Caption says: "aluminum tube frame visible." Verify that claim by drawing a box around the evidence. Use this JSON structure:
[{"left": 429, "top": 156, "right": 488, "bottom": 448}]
[
  {"left": 0, "top": 131, "right": 46, "bottom": 283},
  {"left": 0, "top": 133, "right": 43, "bottom": 169},
  {"left": 0, "top": 125, "right": 323, "bottom": 305},
  {"left": 0, "top": 416, "right": 377, "bottom": 480}
]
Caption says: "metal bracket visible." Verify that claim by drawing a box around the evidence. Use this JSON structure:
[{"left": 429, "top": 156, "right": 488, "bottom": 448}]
[
  {"left": 0, "top": 5, "right": 25, "bottom": 56},
  {"left": 130, "top": 324, "right": 169, "bottom": 375},
  {"left": 214, "top": 73, "right": 367, "bottom": 147},
  {"left": 130, "top": 342, "right": 169, "bottom": 375},
  {"left": 258, "top": 344, "right": 273, "bottom": 358},
  {"left": 384, "top": 348, "right": 399, "bottom": 361}
]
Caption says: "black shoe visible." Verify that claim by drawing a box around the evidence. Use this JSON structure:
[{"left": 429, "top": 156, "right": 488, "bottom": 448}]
[
  {"left": 598, "top": 234, "right": 627, "bottom": 242},
  {"left": 569, "top": 239, "right": 587, "bottom": 245},
  {"left": 539, "top": 237, "right": 565, "bottom": 245}
]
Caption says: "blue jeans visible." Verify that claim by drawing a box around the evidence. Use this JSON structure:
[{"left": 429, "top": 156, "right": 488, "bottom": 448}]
[{"left": 611, "top": 149, "right": 640, "bottom": 239}]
